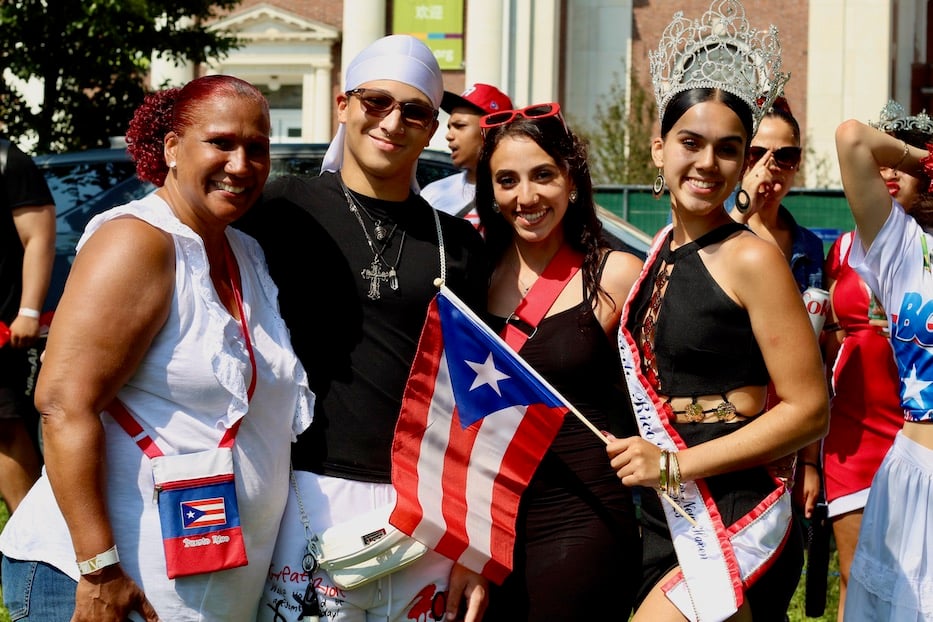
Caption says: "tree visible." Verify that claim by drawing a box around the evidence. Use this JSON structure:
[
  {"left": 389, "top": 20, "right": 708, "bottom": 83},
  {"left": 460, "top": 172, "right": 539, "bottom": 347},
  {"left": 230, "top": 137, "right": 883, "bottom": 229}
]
[
  {"left": 580, "top": 66, "right": 657, "bottom": 186},
  {"left": 0, "top": 0, "right": 243, "bottom": 154}
]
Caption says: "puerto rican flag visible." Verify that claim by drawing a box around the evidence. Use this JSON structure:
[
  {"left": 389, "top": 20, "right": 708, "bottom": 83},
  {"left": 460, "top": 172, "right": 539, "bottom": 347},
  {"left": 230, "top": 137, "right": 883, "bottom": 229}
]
[
  {"left": 181, "top": 497, "right": 228, "bottom": 529},
  {"left": 390, "top": 286, "right": 569, "bottom": 584}
]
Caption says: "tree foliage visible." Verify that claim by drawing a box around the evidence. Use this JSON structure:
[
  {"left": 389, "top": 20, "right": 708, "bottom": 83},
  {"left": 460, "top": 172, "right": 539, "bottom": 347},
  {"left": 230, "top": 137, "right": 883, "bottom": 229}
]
[
  {"left": 0, "top": 0, "right": 243, "bottom": 154},
  {"left": 582, "top": 66, "right": 657, "bottom": 186}
]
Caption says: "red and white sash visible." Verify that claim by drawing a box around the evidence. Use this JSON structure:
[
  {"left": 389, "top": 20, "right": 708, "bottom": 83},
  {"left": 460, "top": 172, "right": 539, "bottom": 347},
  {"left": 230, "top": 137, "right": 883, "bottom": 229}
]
[{"left": 618, "top": 225, "right": 793, "bottom": 621}]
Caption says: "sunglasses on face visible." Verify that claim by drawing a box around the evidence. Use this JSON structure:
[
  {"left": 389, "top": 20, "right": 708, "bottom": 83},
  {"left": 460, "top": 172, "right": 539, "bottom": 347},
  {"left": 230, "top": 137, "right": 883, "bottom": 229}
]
[
  {"left": 346, "top": 88, "right": 438, "bottom": 129},
  {"left": 748, "top": 145, "right": 801, "bottom": 170},
  {"left": 479, "top": 102, "right": 568, "bottom": 135}
]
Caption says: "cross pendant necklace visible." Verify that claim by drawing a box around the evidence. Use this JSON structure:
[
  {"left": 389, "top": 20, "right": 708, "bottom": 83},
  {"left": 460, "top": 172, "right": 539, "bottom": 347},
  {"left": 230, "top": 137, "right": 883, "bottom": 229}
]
[
  {"left": 362, "top": 257, "right": 398, "bottom": 300},
  {"left": 340, "top": 177, "right": 406, "bottom": 300}
]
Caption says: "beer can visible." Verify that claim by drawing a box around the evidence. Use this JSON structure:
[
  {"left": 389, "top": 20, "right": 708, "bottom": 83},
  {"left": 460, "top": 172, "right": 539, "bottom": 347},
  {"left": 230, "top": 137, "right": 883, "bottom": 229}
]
[{"left": 803, "top": 287, "right": 830, "bottom": 335}]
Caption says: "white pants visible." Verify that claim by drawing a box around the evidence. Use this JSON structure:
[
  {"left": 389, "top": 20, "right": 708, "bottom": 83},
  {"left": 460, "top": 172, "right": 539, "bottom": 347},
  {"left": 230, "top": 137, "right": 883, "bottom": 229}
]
[
  {"left": 844, "top": 432, "right": 933, "bottom": 621},
  {"left": 257, "top": 471, "right": 455, "bottom": 622}
]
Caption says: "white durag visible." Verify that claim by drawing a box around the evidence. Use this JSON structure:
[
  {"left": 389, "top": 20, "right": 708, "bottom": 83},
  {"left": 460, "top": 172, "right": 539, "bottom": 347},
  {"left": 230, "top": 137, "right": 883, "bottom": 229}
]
[{"left": 320, "top": 34, "right": 444, "bottom": 192}]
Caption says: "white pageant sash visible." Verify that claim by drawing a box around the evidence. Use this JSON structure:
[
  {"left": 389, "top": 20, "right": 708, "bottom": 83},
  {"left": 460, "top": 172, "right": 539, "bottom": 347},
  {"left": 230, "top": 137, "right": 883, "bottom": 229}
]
[{"left": 617, "top": 226, "right": 793, "bottom": 622}]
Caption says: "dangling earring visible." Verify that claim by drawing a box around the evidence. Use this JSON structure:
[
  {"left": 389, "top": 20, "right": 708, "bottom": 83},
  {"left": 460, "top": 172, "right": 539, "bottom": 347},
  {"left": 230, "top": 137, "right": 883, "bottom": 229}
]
[
  {"left": 652, "top": 169, "right": 665, "bottom": 198},
  {"left": 569, "top": 190, "right": 578, "bottom": 203},
  {"left": 735, "top": 188, "right": 751, "bottom": 213},
  {"left": 492, "top": 200, "right": 500, "bottom": 213}
]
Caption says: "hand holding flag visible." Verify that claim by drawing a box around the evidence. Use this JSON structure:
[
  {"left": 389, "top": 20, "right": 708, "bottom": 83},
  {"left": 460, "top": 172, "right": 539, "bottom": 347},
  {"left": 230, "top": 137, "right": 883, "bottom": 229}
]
[{"left": 390, "top": 286, "right": 572, "bottom": 584}]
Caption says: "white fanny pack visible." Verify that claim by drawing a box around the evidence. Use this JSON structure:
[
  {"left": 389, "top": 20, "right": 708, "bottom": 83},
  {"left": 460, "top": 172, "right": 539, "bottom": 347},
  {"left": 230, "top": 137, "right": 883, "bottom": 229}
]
[
  {"left": 314, "top": 504, "right": 428, "bottom": 590},
  {"left": 291, "top": 467, "right": 428, "bottom": 591}
]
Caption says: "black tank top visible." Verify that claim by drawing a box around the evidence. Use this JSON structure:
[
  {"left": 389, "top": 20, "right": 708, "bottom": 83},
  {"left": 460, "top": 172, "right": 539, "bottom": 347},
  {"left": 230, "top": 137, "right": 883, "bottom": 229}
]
[{"left": 628, "top": 222, "right": 769, "bottom": 396}]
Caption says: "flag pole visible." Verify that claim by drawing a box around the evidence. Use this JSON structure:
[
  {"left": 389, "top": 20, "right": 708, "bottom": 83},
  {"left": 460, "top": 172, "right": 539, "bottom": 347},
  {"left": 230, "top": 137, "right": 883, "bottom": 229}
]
[
  {"left": 435, "top": 281, "right": 698, "bottom": 528},
  {"left": 567, "top": 402, "right": 698, "bottom": 527}
]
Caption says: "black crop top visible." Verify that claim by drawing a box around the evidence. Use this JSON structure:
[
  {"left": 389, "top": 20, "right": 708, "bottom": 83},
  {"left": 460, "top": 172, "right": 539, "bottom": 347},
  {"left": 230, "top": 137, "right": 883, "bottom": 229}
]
[{"left": 628, "top": 222, "right": 769, "bottom": 396}]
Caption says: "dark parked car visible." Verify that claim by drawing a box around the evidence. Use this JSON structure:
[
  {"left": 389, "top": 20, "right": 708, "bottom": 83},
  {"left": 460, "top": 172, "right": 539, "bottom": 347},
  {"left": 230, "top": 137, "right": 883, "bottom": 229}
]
[{"left": 36, "top": 144, "right": 649, "bottom": 313}]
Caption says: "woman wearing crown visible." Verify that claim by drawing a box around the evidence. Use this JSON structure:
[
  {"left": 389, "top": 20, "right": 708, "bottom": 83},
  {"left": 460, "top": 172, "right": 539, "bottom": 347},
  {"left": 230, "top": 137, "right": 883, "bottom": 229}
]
[
  {"left": 820, "top": 101, "right": 933, "bottom": 621},
  {"left": 606, "top": 1, "right": 829, "bottom": 620},
  {"left": 834, "top": 108, "right": 933, "bottom": 621}
]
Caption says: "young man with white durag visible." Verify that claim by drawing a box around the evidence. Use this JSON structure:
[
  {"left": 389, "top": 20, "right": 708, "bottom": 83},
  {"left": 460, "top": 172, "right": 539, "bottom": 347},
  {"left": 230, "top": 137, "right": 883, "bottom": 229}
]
[{"left": 237, "top": 35, "right": 489, "bottom": 622}]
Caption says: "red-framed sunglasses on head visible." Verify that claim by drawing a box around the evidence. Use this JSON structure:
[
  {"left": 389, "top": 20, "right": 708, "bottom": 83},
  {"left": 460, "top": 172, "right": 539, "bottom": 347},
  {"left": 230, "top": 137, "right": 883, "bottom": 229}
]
[{"left": 480, "top": 102, "right": 567, "bottom": 135}]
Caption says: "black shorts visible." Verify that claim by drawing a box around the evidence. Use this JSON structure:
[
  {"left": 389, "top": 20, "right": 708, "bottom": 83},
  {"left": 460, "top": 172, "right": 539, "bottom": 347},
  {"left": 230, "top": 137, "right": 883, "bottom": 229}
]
[{"left": 0, "top": 343, "right": 42, "bottom": 420}]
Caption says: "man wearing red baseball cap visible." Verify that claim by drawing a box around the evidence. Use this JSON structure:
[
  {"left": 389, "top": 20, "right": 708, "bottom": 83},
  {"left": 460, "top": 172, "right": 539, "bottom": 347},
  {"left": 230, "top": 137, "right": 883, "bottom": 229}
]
[{"left": 421, "top": 83, "right": 512, "bottom": 228}]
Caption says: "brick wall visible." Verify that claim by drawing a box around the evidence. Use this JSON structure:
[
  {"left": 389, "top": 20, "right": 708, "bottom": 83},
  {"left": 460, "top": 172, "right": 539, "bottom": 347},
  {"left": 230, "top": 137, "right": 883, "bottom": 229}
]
[
  {"left": 632, "top": 0, "right": 809, "bottom": 140},
  {"left": 231, "top": 0, "right": 345, "bottom": 29}
]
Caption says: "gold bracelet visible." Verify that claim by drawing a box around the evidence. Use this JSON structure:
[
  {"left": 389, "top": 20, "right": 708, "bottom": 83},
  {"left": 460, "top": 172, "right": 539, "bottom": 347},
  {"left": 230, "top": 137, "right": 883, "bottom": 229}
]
[
  {"left": 667, "top": 451, "right": 682, "bottom": 498},
  {"left": 659, "top": 450, "right": 669, "bottom": 493},
  {"left": 893, "top": 141, "right": 909, "bottom": 171}
]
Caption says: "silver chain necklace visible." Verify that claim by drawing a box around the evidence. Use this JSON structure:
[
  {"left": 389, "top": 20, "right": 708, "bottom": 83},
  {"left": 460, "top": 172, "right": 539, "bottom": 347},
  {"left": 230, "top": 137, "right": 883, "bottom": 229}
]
[{"left": 339, "top": 177, "right": 407, "bottom": 300}]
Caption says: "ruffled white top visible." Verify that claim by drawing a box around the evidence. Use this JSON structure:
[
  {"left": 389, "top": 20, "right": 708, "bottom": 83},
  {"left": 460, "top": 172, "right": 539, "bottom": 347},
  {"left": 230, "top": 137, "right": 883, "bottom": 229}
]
[{"left": 0, "top": 194, "right": 314, "bottom": 621}]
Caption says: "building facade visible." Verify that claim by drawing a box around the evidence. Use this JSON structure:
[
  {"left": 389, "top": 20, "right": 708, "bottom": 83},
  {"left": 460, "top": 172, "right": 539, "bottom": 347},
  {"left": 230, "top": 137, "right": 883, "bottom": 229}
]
[{"left": 141, "top": 0, "right": 933, "bottom": 187}]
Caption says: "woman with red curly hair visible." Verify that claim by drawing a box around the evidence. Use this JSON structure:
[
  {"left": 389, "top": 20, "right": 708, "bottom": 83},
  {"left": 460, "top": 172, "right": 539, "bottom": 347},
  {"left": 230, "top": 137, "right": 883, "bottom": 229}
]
[{"left": 0, "top": 75, "right": 314, "bottom": 622}]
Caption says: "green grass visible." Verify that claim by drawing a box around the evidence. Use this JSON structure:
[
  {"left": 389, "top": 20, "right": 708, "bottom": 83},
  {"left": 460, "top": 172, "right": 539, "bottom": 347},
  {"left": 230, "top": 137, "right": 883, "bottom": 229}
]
[
  {"left": 0, "top": 498, "right": 838, "bottom": 622},
  {"left": 788, "top": 550, "right": 841, "bottom": 622},
  {"left": 0, "top": 498, "right": 8, "bottom": 622}
]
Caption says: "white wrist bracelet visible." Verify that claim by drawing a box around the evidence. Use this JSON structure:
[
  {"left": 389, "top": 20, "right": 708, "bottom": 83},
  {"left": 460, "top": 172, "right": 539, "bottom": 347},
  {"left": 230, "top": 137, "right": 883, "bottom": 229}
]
[
  {"left": 77, "top": 545, "right": 120, "bottom": 575},
  {"left": 17, "top": 307, "right": 40, "bottom": 319}
]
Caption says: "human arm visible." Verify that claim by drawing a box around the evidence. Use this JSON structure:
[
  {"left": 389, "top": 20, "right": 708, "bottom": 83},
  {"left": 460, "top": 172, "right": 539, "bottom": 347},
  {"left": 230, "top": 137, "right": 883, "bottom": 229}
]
[
  {"left": 594, "top": 249, "right": 644, "bottom": 335},
  {"left": 444, "top": 563, "right": 488, "bottom": 622},
  {"left": 8, "top": 203, "right": 55, "bottom": 347},
  {"left": 610, "top": 236, "right": 829, "bottom": 485},
  {"left": 36, "top": 217, "right": 173, "bottom": 622},
  {"left": 835, "top": 119, "right": 928, "bottom": 249}
]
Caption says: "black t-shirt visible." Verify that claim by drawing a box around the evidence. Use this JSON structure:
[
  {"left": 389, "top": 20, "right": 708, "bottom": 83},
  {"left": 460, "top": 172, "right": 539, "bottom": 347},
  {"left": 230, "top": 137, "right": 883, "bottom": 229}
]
[
  {"left": 1, "top": 140, "right": 55, "bottom": 323},
  {"left": 236, "top": 171, "right": 487, "bottom": 482}
]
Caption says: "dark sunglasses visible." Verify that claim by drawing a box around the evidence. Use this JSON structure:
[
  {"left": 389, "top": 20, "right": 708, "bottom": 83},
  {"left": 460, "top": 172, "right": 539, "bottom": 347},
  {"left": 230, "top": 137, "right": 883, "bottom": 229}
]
[
  {"left": 748, "top": 145, "right": 801, "bottom": 170},
  {"left": 479, "top": 102, "right": 567, "bottom": 135},
  {"left": 346, "top": 88, "right": 438, "bottom": 129}
]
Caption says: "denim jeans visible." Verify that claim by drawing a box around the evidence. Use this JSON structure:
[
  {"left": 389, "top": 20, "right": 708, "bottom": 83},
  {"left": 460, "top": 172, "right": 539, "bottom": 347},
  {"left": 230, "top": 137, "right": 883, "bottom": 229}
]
[{"left": 1, "top": 555, "right": 76, "bottom": 621}]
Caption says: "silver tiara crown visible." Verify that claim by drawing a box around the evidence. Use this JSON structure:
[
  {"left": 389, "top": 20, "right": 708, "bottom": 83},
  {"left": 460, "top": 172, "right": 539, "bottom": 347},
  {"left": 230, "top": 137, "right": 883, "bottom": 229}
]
[
  {"left": 870, "top": 100, "right": 933, "bottom": 134},
  {"left": 649, "top": 0, "right": 790, "bottom": 132}
]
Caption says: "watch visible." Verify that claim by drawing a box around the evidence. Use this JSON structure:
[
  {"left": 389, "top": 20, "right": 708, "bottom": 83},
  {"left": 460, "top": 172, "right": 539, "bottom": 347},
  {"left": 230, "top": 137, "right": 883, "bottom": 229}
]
[{"left": 77, "top": 545, "right": 120, "bottom": 575}]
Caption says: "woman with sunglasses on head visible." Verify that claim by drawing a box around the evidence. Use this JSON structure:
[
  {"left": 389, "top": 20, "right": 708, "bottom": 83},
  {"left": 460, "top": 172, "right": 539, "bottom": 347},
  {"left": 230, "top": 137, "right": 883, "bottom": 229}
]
[
  {"left": 833, "top": 109, "right": 933, "bottom": 622},
  {"left": 606, "top": 2, "right": 829, "bottom": 620},
  {"left": 474, "top": 103, "right": 644, "bottom": 621}
]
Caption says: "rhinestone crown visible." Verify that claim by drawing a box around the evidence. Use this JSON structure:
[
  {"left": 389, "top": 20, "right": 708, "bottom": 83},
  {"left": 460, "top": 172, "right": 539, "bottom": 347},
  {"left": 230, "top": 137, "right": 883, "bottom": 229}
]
[
  {"left": 649, "top": 0, "right": 790, "bottom": 132},
  {"left": 870, "top": 100, "right": 933, "bottom": 134}
]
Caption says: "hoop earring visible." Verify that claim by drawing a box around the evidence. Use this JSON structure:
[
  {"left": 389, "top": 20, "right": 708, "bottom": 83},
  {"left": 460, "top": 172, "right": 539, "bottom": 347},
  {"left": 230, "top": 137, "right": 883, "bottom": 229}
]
[
  {"left": 735, "top": 188, "right": 751, "bottom": 213},
  {"left": 569, "top": 190, "right": 578, "bottom": 203},
  {"left": 652, "top": 169, "right": 665, "bottom": 198}
]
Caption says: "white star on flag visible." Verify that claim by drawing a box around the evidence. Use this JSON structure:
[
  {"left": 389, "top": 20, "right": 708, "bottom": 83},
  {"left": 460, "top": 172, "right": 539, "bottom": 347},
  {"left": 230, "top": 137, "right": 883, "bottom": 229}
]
[
  {"left": 901, "top": 365, "right": 932, "bottom": 406},
  {"left": 466, "top": 352, "right": 511, "bottom": 395}
]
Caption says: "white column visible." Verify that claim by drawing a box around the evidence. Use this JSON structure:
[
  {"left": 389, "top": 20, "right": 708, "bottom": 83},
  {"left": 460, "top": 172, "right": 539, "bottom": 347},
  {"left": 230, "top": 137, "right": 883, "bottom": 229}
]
[
  {"left": 509, "top": 0, "right": 560, "bottom": 106},
  {"left": 512, "top": 0, "right": 533, "bottom": 106},
  {"left": 529, "top": 0, "right": 559, "bottom": 104},
  {"left": 314, "top": 65, "right": 333, "bottom": 141},
  {"left": 465, "top": 0, "right": 507, "bottom": 89},
  {"left": 341, "top": 0, "right": 388, "bottom": 85},
  {"left": 150, "top": 53, "right": 194, "bottom": 88},
  {"left": 806, "top": 0, "right": 891, "bottom": 187},
  {"left": 150, "top": 15, "right": 195, "bottom": 88}
]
